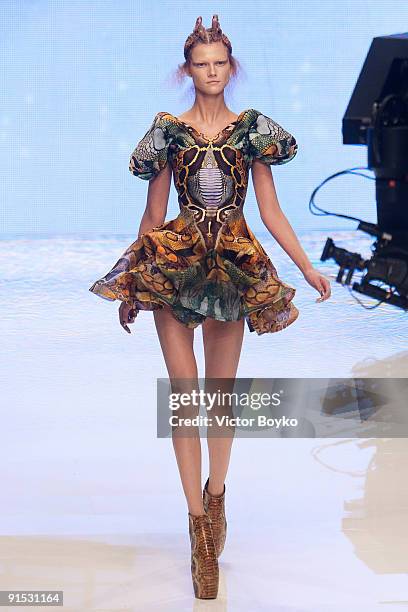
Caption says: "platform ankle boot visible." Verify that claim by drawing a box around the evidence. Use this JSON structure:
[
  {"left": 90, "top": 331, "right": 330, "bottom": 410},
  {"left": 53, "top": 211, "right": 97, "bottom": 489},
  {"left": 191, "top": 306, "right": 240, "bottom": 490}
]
[
  {"left": 188, "top": 511, "right": 219, "bottom": 599},
  {"left": 202, "top": 477, "right": 227, "bottom": 558}
]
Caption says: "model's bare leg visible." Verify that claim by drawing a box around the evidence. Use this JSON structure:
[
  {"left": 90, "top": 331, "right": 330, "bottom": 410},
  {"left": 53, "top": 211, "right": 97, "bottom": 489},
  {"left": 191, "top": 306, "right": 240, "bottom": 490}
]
[
  {"left": 202, "top": 316, "right": 245, "bottom": 495},
  {"left": 153, "top": 305, "right": 204, "bottom": 516}
]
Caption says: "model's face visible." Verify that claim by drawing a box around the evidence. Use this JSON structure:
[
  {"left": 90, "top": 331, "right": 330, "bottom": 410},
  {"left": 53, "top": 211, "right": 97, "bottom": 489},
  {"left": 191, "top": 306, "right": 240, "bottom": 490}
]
[{"left": 187, "top": 42, "right": 232, "bottom": 94}]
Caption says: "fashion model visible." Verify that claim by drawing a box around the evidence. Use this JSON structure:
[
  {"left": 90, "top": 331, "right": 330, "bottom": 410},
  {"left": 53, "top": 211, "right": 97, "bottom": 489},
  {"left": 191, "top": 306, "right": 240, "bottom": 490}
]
[{"left": 89, "top": 14, "right": 331, "bottom": 600}]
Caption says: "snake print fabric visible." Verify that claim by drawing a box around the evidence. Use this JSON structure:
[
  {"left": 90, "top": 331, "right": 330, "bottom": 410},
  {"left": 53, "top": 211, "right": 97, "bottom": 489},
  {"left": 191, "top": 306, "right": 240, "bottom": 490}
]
[{"left": 89, "top": 108, "right": 299, "bottom": 335}]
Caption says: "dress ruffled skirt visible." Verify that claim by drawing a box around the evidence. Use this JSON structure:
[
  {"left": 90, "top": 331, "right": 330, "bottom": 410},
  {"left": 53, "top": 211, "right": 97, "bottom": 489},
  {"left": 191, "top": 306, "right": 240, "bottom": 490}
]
[{"left": 89, "top": 207, "right": 299, "bottom": 335}]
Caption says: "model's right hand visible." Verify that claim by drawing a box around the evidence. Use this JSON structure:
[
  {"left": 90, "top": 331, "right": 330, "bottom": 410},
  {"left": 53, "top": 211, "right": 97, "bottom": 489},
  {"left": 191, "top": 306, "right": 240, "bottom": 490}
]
[{"left": 119, "top": 301, "right": 138, "bottom": 333}]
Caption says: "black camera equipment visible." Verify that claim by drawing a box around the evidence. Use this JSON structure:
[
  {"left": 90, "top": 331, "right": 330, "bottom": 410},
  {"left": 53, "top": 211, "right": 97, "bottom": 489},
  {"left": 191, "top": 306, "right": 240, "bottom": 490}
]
[{"left": 312, "top": 33, "right": 408, "bottom": 311}]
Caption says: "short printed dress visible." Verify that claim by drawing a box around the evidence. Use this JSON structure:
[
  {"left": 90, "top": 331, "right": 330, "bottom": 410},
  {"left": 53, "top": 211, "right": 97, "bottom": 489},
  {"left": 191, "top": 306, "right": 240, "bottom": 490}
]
[{"left": 89, "top": 108, "right": 299, "bottom": 335}]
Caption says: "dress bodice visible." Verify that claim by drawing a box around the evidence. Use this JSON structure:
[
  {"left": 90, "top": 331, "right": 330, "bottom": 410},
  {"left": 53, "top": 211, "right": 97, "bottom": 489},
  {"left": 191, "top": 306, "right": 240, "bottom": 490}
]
[{"left": 128, "top": 108, "right": 298, "bottom": 248}]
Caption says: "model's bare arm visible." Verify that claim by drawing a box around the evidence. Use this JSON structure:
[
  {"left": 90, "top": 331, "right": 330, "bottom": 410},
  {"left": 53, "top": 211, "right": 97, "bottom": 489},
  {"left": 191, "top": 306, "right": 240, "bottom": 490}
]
[
  {"left": 137, "top": 161, "right": 172, "bottom": 238},
  {"left": 251, "top": 159, "right": 331, "bottom": 301}
]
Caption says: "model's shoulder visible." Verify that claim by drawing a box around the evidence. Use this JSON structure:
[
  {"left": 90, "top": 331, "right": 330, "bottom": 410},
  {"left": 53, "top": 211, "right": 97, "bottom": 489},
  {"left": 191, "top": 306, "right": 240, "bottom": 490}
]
[
  {"left": 153, "top": 111, "right": 178, "bottom": 123},
  {"left": 138, "top": 111, "right": 173, "bottom": 129},
  {"left": 154, "top": 111, "right": 172, "bottom": 119},
  {"left": 129, "top": 112, "right": 174, "bottom": 180},
  {"left": 246, "top": 109, "right": 298, "bottom": 166},
  {"left": 148, "top": 111, "right": 185, "bottom": 135},
  {"left": 241, "top": 108, "right": 261, "bottom": 121},
  {"left": 244, "top": 108, "right": 279, "bottom": 123},
  {"left": 237, "top": 109, "right": 268, "bottom": 133}
]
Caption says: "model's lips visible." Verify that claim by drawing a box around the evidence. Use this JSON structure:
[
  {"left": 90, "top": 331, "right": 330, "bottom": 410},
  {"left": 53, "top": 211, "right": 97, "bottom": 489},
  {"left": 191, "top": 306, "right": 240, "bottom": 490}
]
[{"left": 207, "top": 81, "right": 220, "bottom": 84}]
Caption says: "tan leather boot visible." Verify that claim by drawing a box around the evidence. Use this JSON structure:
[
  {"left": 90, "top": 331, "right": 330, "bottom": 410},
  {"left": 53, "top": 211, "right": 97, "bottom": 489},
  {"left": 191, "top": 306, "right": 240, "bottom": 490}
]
[
  {"left": 188, "top": 511, "right": 219, "bottom": 599},
  {"left": 202, "top": 477, "right": 227, "bottom": 558}
]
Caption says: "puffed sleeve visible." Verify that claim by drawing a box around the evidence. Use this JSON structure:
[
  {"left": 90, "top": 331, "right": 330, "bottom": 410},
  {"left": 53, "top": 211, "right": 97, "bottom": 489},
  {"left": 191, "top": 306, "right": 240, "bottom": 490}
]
[
  {"left": 129, "top": 112, "right": 171, "bottom": 180},
  {"left": 248, "top": 110, "right": 298, "bottom": 166}
]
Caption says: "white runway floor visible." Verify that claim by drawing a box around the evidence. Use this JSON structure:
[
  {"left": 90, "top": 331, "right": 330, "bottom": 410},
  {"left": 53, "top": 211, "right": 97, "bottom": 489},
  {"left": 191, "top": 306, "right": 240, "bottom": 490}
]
[{"left": 1, "top": 230, "right": 407, "bottom": 610}]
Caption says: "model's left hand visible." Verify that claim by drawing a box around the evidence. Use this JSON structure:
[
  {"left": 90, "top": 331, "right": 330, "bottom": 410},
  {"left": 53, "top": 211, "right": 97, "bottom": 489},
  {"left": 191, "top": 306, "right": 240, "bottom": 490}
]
[
  {"left": 303, "top": 267, "right": 331, "bottom": 302},
  {"left": 119, "top": 301, "right": 138, "bottom": 333}
]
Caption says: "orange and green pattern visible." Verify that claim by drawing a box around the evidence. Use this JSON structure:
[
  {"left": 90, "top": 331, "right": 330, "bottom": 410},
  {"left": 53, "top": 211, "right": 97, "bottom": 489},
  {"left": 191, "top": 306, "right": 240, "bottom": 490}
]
[{"left": 89, "top": 108, "right": 299, "bottom": 335}]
